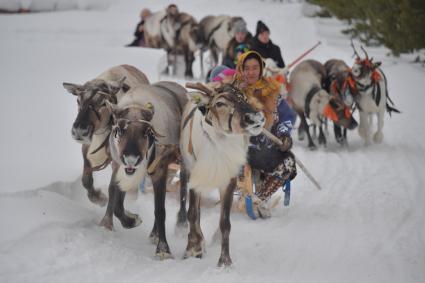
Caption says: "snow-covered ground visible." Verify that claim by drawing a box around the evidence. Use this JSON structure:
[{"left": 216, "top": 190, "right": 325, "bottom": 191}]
[{"left": 1, "top": 0, "right": 424, "bottom": 282}]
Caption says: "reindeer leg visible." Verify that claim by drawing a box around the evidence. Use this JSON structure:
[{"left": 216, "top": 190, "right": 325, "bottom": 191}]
[
  {"left": 149, "top": 221, "right": 159, "bottom": 244},
  {"left": 334, "top": 124, "right": 345, "bottom": 145},
  {"left": 318, "top": 124, "right": 327, "bottom": 147},
  {"left": 217, "top": 177, "right": 236, "bottom": 267},
  {"left": 358, "top": 111, "right": 370, "bottom": 145},
  {"left": 184, "top": 48, "right": 194, "bottom": 78},
  {"left": 184, "top": 189, "right": 204, "bottom": 258},
  {"left": 99, "top": 170, "right": 118, "bottom": 230},
  {"left": 113, "top": 188, "right": 142, "bottom": 229},
  {"left": 296, "top": 112, "right": 306, "bottom": 141},
  {"left": 199, "top": 50, "right": 205, "bottom": 78},
  {"left": 151, "top": 159, "right": 173, "bottom": 259},
  {"left": 82, "top": 147, "right": 107, "bottom": 206},
  {"left": 373, "top": 111, "right": 384, "bottom": 144},
  {"left": 176, "top": 164, "right": 188, "bottom": 230},
  {"left": 343, "top": 128, "right": 348, "bottom": 145},
  {"left": 299, "top": 112, "right": 316, "bottom": 149}
]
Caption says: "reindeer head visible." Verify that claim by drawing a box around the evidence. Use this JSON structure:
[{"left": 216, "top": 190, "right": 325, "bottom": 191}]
[
  {"left": 351, "top": 44, "right": 382, "bottom": 91},
  {"left": 63, "top": 77, "right": 128, "bottom": 144},
  {"left": 323, "top": 94, "right": 358, "bottom": 130},
  {"left": 186, "top": 82, "right": 265, "bottom": 136},
  {"left": 107, "top": 102, "right": 161, "bottom": 176},
  {"left": 332, "top": 72, "right": 357, "bottom": 108}
]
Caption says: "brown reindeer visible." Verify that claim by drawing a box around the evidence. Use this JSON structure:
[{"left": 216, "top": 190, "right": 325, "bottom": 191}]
[
  {"left": 324, "top": 59, "right": 359, "bottom": 145},
  {"left": 180, "top": 82, "right": 265, "bottom": 267},
  {"left": 63, "top": 65, "right": 149, "bottom": 206},
  {"left": 172, "top": 12, "right": 201, "bottom": 78},
  {"left": 102, "top": 81, "right": 188, "bottom": 259}
]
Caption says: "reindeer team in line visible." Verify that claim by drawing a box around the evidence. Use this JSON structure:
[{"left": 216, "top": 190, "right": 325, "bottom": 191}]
[{"left": 65, "top": 4, "right": 399, "bottom": 267}]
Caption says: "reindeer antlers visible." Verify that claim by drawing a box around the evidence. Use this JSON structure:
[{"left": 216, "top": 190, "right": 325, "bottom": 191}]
[
  {"left": 350, "top": 39, "right": 360, "bottom": 58},
  {"left": 351, "top": 39, "right": 371, "bottom": 61},
  {"left": 360, "top": 45, "right": 370, "bottom": 60},
  {"left": 185, "top": 82, "right": 215, "bottom": 96}
]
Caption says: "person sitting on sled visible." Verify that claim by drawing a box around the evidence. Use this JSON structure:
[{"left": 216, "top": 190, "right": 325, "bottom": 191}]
[{"left": 233, "top": 50, "right": 297, "bottom": 218}]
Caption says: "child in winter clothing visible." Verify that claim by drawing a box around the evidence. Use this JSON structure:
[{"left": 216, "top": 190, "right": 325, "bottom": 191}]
[
  {"left": 233, "top": 51, "right": 297, "bottom": 218},
  {"left": 222, "top": 19, "right": 253, "bottom": 69}
]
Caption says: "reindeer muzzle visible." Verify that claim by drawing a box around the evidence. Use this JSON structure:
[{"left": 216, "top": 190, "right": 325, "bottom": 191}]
[
  {"left": 71, "top": 124, "right": 93, "bottom": 144},
  {"left": 244, "top": 112, "right": 265, "bottom": 136},
  {"left": 122, "top": 154, "right": 141, "bottom": 176}
]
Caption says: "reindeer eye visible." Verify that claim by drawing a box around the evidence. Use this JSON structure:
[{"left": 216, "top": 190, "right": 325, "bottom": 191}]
[{"left": 216, "top": 102, "right": 226, "bottom": 108}]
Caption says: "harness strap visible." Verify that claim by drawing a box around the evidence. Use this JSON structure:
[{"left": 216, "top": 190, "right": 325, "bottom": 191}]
[
  {"left": 90, "top": 132, "right": 110, "bottom": 155},
  {"left": 188, "top": 115, "right": 197, "bottom": 161},
  {"left": 304, "top": 86, "right": 321, "bottom": 118},
  {"left": 182, "top": 106, "right": 198, "bottom": 130},
  {"left": 228, "top": 108, "right": 235, "bottom": 132}
]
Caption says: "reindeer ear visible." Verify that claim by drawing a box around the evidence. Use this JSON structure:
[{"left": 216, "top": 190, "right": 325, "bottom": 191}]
[
  {"left": 63, "top": 82, "right": 83, "bottom": 95},
  {"left": 187, "top": 91, "right": 210, "bottom": 106},
  {"left": 106, "top": 76, "right": 127, "bottom": 95}
]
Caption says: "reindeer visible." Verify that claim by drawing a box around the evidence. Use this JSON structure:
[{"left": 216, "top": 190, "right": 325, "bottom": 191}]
[
  {"left": 351, "top": 45, "right": 400, "bottom": 145},
  {"left": 289, "top": 60, "right": 357, "bottom": 149},
  {"left": 102, "top": 81, "right": 188, "bottom": 259},
  {"left": 63, "top": 65, "right": 149, "bottom": 206},
  {"left": 198, "top": 15, "right": 245, "bottom": 70},
  {"left": 180, "top": 82, "right": 265, "bottom": 267},
  {"left": 144, "top": 5, "right": 200, "bottom": 78},
  {"left": 172, "top": 12, "right": 201, "bottom": 78},
  {"left": 324, "top": 59, "right": 359, "bottom": 145},
  {"left": 143, "top": 5, "right": 179, "bottom": 50}
]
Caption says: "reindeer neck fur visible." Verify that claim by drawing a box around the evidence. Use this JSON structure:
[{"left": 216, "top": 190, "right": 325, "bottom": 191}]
[{"left": 183, "top": 109, "right": 249, "bottom": 193}]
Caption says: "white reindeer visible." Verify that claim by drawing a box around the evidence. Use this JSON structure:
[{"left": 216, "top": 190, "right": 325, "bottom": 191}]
[
  {"left": 351, "top": 46, "right": 400, "bottom": 145},
  {"left": 180, "top": 82, "right": 265, "bottom": 267}
]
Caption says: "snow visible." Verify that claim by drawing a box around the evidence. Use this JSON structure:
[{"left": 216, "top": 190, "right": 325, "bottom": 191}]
[{"left": 1, "top": 0, "right": 424, "bottom": 282}]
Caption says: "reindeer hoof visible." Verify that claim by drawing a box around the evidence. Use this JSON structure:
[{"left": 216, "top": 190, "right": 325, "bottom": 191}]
[
  {"left": 308, "top": 143, "right": 317, "bottom": 150},
  {"left": 156, "top": 251, "right": 174, "bottom": 260},
  {"left": 99, "top": 217, "right": 113, "bottom": 231},
  {"left": 88, "top": 190, "right": 108, "bottom": 207},
  {"left": 217, "top": 255, "right": 232, "bottom": 267},
  {"left": 155, "top": 242, "right": 173, "bottom": 260},
  {"left": 119, "top": 211, "right": 142, "bottom": 229},
  {"left": 373, "top": 132, "right": 383, "bottom": 143},
  {"left": 184, "top": 248, "right": 203, "bottom": 259}
]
